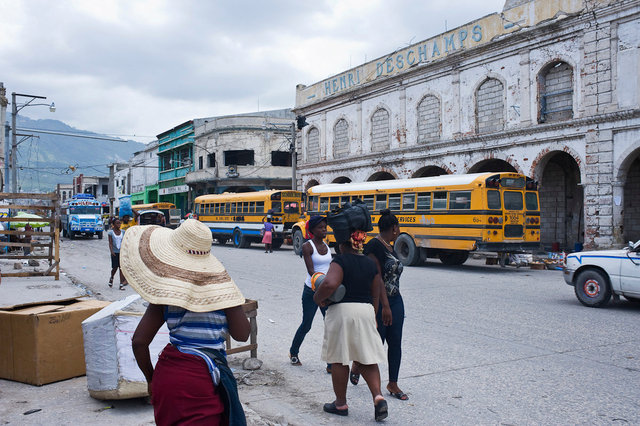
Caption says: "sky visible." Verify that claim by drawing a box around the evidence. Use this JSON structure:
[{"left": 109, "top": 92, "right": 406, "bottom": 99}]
[{"left": 1, "top": 0, "right": 506, "bottom": 143}]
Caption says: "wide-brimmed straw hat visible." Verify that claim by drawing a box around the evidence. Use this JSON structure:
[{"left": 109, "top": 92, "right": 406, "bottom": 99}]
[{"left": 120, "top": 219, "right": 244, "bottom": 312}]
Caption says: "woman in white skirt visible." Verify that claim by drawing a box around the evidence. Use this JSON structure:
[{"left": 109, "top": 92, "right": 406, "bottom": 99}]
[{"left": 313, "top": 228, "right": 390, "bottom": 422}]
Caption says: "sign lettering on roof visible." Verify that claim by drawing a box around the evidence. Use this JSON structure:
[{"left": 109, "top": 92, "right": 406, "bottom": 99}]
[{"left": 295, "top": 0, "right": 597, "bottom": 108}]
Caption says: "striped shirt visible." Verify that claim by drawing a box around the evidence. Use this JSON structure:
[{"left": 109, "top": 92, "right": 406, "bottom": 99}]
[{"left": 164, "top": 306, "right": 228, "bottom": 385}]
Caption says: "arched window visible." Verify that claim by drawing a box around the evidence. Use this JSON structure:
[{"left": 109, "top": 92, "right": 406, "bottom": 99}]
[
  {"left": 306, "top": 127, "right": 320, "bottom": 162},
  {"left": 417, "top": 95, "right": 441, "bottom": 142},
  {"left": 476, "top": 78, "right": 504, "bottom": 134},
  {"left": 333, "top": 119, "right": 349, "bottom": 158},
  {"left": 370, "top": 108, "right": 390, "bottom": 152},
  {"left": 539, "top": 61, "right": 573, "bottom": 123}
]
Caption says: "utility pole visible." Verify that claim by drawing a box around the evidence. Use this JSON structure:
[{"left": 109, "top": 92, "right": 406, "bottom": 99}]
[
  {"left": 0, "top": 83, "right": 7, "bottom": 191},
  {"left": 290, "top": 122, "right": 297, "bottom": 191}
]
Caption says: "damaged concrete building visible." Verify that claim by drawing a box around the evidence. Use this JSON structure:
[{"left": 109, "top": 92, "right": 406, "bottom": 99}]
[
  {"left": 293, "top": 0, "right": 640, "bottom": 250},
  {"left": 186, "top": 109, "right": 296, "bottom": 196}
]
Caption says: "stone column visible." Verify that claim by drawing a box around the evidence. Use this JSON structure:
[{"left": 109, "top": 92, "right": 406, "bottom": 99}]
[{"left": 612, "top": 180, "right": 625, "bottom": 245}]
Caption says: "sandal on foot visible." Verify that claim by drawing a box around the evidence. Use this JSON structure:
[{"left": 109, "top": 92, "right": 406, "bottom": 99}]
[
  {"left": 374, "top": 399, "right": 388, "bottom": 422},
  {"left": 323, "top": 402, "right": 348, "bottom": 416},
  {"left": 349, "top": 370, "right": 360, "bottom": 385},
  {"left": 389, "top": 391, "right": 409, "bottom": 401},
  {"left": 119, "top": 284, "right": 126, "bottom": 291},
  {"left": 108, "top": 279, "right": 113, "bottom": 288},
  {"left": 289, "top": 354, "right": 301, "bottom": 366}
]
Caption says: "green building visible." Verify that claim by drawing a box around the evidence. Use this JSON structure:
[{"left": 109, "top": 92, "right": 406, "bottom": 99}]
[{"left": 157, "top": 120, "right": 196, "bottom": 213}]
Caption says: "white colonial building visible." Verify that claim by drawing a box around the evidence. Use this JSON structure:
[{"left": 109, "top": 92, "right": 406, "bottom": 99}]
[{"left": 293, "top": 0, "right": 640, "bottom": 250}]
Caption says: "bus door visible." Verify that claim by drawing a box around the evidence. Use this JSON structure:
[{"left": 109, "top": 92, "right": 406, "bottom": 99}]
[{"left": 501, "top": 177, "right": 526, "bottom": 239}]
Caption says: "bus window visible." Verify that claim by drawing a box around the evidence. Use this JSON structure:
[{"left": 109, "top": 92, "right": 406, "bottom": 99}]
[
  {"left": 319, "top": 197, "right": 329, "bottom": 212},
  {"left": 195, "top": 204, "right": 202, "bottom": 215},
  {"left": 449, "top": 191, "right": 471, "bottom": 209},
  {"left": 417, "top": 193, "right": 431, "bottom": 210},
  {"left": 307, "top": 196, "right": 318, "bottom": 212},
  {"left": 504, "top": 191, "right": 523, "bottom": 210},
  {"left": 487, "top": 190, "right": 501, "bottom": 209},
  {"left": 388, "top": 194, "right": 401, "bottom": 211},
  {"left": 329, "top": 196, "right": 340, "bottom": 210},
  {"left": 375, "top": 195, "right": 387, "bottom": 211},
  {"left": 224, "top": 203, "right": 230, "bottom": 213},
  {"left": 231, "top": 203, "right": 238, "bottom": 213},
  {"left": 248, "top": 202, "right": 255, "bottom": 213},
  {"left": 362, "top": 195, "right": 374, "bottom": 211},
  {"left": 256, "top": 202, "right": 264, "bottom": 213},
  {"left": 284, "top": 201, "right": 300, "bottom": 213},
  {"left": 433, "top": 192, "right": 447, "bottom": 209},
  {"left": 525, "top": 192, "right": 539, "bottom": 211},
  {"left": 271, "top": 201, "right": 282, "bottom": 213},
  {"left": 402, "top": 193, "right": 416, "bottom": 211}
]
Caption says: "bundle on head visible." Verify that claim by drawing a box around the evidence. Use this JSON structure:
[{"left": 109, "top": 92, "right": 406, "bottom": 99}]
[{"left": 327, "top": 200, "right": 373, "bottom": 252}]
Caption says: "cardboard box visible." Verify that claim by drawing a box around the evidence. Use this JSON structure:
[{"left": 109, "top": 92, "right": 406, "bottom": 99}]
[
  {"left": 82, "top": 295, "right": 170, "bottom": 400},
  {"left": 0, "top": 298, "right": 110, "bottom": 386}
]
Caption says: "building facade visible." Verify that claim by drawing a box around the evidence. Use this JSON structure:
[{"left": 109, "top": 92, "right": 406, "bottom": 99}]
[
  {"left": 186, "top": 109, "right": 296, "bottom": 196},
  {"left": 157, "top": 120, "right": 211, "bottom": 212},
  {"left": 293, "top": 0, "right": 640, "bottom": 250},
  {"left": 71, "top": 174, "right": 109, "bottom": 205},
  {"left": 130, "top": 140, "right": 159, "bottom": 205}
]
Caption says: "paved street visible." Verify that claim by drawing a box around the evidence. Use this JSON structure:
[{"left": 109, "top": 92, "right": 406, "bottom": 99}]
[{"left": 4, "top": 235, "right": 640, "bottom": 425}]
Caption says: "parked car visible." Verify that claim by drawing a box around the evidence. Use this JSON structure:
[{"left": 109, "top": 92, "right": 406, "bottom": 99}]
[
  {"left": 563, "top": 240, "right": 640, "bottom": 307},
  {"left": 136, "top": 209, "right": 167, "bottom": 227}
]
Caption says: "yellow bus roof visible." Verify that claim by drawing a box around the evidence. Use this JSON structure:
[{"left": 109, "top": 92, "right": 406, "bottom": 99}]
[
  {"left": 308, "top": 172, "right": 523, "bottom": 194},
  {"left": 194, "top": 190, "right": 302, "bottom": 203},
  {"left": 132, "top": 203, "right": 176, "bottom": 210}
]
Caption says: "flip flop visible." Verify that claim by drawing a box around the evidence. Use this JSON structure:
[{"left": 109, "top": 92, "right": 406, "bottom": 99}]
[
  {"left": 350, "top": 370, "right": 360, "bottom": 386},
  {"left": 389, "top": 391, "right": 409, "bottom": 401},
  {"left": 374, "top": 399, "right": 388, "bottom": 422},
  {"left": 323, "top": 402, "right": 348, "bottom": 416},
  {"left": 289, "top": 354, "right": 301, "bottom": 366}
]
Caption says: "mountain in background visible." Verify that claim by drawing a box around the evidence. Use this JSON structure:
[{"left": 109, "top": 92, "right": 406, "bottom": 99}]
[{"left": 7, "top": 115, "right": 147, "bottom": 192}]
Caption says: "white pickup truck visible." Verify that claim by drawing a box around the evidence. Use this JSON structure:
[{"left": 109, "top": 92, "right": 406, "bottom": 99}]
[{"left": 563, "top": 240, "right": 640, "bottom": 307}]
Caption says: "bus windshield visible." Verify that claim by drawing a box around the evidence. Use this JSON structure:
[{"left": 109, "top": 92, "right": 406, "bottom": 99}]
[{"left": 69, "top": 206, "right": 101, "bottom": 214}]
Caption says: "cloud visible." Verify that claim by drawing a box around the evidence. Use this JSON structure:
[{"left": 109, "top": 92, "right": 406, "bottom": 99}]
[{"left": 0, "top": 0, "right": 505, "bottom": 141}]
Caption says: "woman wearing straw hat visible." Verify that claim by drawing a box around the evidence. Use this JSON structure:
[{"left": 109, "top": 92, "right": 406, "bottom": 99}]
[
  {"left": 125, "top": 219, "right": 250, "bottom": 426},
  {"left": 313, "top": 202, "right": 389, "bottom": 422}
]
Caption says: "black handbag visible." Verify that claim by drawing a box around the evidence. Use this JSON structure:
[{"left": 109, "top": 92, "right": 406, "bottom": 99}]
[{"left": 327, "top": 199, "right": 373, "bottom": 243}]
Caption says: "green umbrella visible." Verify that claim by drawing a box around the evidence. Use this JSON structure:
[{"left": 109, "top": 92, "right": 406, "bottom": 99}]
[{"left": 11, "top": 211, "right": 48, "bottom": 228}]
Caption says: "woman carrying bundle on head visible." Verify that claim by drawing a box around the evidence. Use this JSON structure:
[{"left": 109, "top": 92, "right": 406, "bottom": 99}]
[
  {"left": 313, "top": 201, "right": 390, "bottom": 422},
  {"left": 351, "top": 209, "right": 408, "bottom": 401},
  {"left": 125, "top": 219, "right": 251, "bottom": 426}
]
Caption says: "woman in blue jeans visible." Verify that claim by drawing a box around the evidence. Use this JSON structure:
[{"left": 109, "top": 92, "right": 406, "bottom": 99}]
[
  {"left": 289, "top": 216, "right": 332, "bottom": 371},
  {"left": 353, "top": 209, "right": 408, "bottom": 400}
]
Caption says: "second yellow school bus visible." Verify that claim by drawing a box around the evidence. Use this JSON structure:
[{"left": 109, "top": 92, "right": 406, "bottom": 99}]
[
  {"left": 194, "top": 190, "right": 303, "bottom": 248},
  {"left": 292, "top": 172, "right": 541, "bottom": 265}
]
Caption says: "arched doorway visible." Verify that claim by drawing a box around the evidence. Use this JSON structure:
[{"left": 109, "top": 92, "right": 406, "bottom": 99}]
[
  {"left": 412, "top": 166, "right": 449, "bottom": 177},
  {"left": 305, "top": 179, "right": 320, "bottom": 191},
  {"left": 468, "top": 159, "right": 517, "bottom": 173},
  {"left": 623, "top": 154, "right": 640, "bottom": 242},
  {"left": 367, "top": 171, "right": 395, "bottom": 181},
  {"left": 332, "top": 176, "right": 352, "bottom": 183},
  {"left": 538, "top": 152, "right": 582, "bottom": 250}
]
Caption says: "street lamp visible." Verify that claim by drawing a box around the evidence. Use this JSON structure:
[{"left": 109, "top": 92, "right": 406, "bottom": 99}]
[{"left": 11, "top": 92, "right": 55, "bottom": 193}]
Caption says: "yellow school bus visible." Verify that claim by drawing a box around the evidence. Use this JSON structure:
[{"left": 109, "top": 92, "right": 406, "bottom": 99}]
[
  {"left": 132, "top": 202, "right": 181, "bottom": 228},
  {"left": 292, "top": 172, "right": 541, "bottom": 265},
  {"left": 194, "top": 190, "right": 304, "bottom": 248}
]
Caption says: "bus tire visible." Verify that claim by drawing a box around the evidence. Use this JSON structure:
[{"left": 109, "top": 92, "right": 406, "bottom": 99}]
[
  {"left": 69, "top": 231, "right": 76, "bottom": 240},
  {"left": 232, "top": 229, "right": 244, "bottom": 248},
  {"left": 272, "top": 238, "right": 284, "bottom": 250},
  {"left": 292, "top": 229, "right": 305, "bottom": 256},
  {"left": 97, "top": 232, "right": 103, "bottom": 240},
  {"left": 394, "top": 234, "right": 419, "bottom": 266},
  {"left": 439, "top": 252, "right": 469, "bottom": 265}
]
